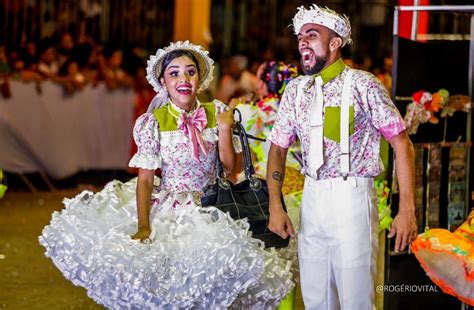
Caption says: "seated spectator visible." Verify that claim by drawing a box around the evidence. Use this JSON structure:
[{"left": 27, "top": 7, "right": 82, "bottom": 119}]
[
  {"left": 99, "top": 46, "right": 134, "bottom": 90},
  {"left": 57, "top": 58, "right": 88, "bottom": 94},
  {"left": 9, "top": 49, "right": 42, "bottom": 84},
  {"left": 7, "top": 49, "right": 42, "bottom": 93},
  {"left": 57, "top": 32, "right": 75, "bottom": 66},
  {"left": 22, "top": 41, "right": 38, "bottom": 65},
  {"left": 37, "top": 40, "right": 59, "bottom": 79},
  {"left": 75, "top": 42, "right": 100, "bottom": 87}
]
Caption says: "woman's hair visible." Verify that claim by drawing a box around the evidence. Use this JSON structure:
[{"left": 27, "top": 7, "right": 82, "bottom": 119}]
[
  {"left": 158, "top": 50, "right": 200, "bottom": 80},
  {"left": 259, "top": 61, "right": 298, "bottom": 95}
]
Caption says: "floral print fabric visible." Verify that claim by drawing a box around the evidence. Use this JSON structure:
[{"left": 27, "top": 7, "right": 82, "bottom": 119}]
[
  {"left": 270, "top": 67, "right": 406, "bottom": 180},
  {"left": 129, "top": 101, "right": 229, "bottom": 192}
]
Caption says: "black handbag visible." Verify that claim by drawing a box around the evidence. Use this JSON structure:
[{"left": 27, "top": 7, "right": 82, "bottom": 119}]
[{"left": 201, "top": 109, "right": 290, "bottom": 249}]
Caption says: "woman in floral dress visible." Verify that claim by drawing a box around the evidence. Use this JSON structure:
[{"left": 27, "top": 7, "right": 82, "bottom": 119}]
[{"left": 39, "top": 41, "right": 294, "bottom": 309}]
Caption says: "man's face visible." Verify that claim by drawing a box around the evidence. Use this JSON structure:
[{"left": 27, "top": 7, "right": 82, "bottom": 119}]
[{"left": 297, "top": 23, "right": 332, "bottom": 75}]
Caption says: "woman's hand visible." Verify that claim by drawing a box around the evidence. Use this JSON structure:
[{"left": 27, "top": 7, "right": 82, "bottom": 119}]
[
  {"left": 217, "top": 108, "right": 234, "bottom": 130},
  {"left": 132, "top": 226, "right": 152, "bottom": 242}
]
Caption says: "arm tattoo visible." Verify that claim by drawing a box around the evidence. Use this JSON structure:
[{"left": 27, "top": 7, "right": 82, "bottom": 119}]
[{"left": 272, "top": 171, "right": 283, "bottom": 181}]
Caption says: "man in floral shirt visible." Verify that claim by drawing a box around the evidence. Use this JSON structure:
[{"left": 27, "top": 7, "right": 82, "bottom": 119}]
[{"left": 266, "top": 4, "right": 417, "bottom": 309}]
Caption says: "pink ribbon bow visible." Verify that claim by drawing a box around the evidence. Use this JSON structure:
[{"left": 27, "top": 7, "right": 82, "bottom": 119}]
[{"left": 177, "top": 107, "right": 208, "bottom": 162}]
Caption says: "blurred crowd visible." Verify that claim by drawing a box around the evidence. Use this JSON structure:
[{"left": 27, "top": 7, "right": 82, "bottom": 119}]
[
  {"left": 0, "top": 30, "right": 393, "bottom": 103},
  {"left": 0, "top": 31, "right": 149, "bottom": 98}
]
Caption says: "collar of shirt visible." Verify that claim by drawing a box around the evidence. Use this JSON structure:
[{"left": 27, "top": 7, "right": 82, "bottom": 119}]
[
  {"left": 167, "top": 99, "right": 201, "bottom": 118},
  {"left": 318, "top": 58, "right": 346, "bottom": 84},
  {"left": 304, "top": 58, "right": 346, "bottom": 91}
]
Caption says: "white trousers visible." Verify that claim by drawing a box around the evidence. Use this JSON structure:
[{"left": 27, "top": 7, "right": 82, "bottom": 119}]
[{"left": 298, "top": 176, "right": 379, "bottom": 310}]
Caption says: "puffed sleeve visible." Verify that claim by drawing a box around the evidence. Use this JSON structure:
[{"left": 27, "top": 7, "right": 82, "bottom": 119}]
[
  {"left": 128, "top": 113, "right": 161, "bottom": 170},
  {"left": 214, "top": 99, "right": 242, "bottom": 153},
  {"left": 214, "top": 99, "right": 228, "bottom": 115}
]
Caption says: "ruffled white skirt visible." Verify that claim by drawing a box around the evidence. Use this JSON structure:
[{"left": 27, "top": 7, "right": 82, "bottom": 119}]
[{"left": 39, "top": 178, "right": 294, "bottom": 309}]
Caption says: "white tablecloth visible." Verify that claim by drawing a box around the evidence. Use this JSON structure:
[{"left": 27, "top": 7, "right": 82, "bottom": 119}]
[{"left": 0, "top": 81, "right": 135, "bottom": 179}]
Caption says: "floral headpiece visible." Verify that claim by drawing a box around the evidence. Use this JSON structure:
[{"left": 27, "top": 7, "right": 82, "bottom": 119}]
[
  {"left": 263, "top": 62, "right": 298, "bottom": 80},
  {"left": 278, "top": 62, "right": 298, "bottom": 94},
  {"left": 292, "top": 4, "right": 352, "bottom": 47},
  {"left": 146, "top": 40, "right": 214, "bottom": 93},
  {"left": 262, "top": 61, "right": 299, "bottom": 95}
]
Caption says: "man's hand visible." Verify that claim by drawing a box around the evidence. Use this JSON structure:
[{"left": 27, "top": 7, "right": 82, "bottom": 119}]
[
  {"left": 268, "top": 204, "right": 295, "bottom": 239},
  {"left": 388, "top": 209, "right": 417, "bottom": 252},
  {"left": 387, "top": 131, "right": 417, "bottom": 253}
]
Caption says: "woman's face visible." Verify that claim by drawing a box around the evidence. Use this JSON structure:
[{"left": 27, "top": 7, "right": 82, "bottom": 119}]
[{"left": 160, "top": 55, "right": 200, "bottom": 111}]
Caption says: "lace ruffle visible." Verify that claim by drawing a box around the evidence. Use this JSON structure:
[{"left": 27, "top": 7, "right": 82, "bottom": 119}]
[
  {"left": 128, "top": 153, "right": 162, "bottom": 170},
  {"left": 160, "top": 127, "right": 218, "bottom": 143},
  {"left": 160, "top": 128, "right": 241, "bottom": 154}
]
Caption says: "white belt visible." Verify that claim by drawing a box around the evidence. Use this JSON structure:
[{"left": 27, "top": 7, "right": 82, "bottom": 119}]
[{"left": 306, "top": 176, "right": 374, "bottom": 189}]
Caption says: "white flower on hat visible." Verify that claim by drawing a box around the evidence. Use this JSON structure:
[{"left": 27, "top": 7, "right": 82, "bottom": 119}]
[
  {"left": 292, "top": 4, "right": 352, "bottom": 47},
  {"left": 146, "top": 40, "right": 215, "bottom": 94}
]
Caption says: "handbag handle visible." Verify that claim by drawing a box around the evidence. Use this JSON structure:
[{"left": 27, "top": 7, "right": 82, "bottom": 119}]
[
  {"left": 235, "top": 109, "right": 263, "bottom": 190},
  {"left": 215, "top": 108, "right": 262, "bottom": 190},
  {"left": 214, "top": 143, "right": 231, "bottom": 189},
  {"left": 233, "top": 110, "right": 261, "bottom": 188}
]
